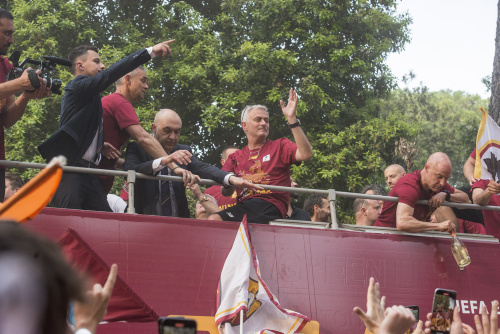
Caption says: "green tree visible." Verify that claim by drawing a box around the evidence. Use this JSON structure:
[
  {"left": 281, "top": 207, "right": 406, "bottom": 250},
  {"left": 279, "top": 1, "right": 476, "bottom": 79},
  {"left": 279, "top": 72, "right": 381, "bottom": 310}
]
[
  {"left": 6, "top": 0, "right": 414, "bottom": 219},
  {"left": 378, "top": 85, "right": 486, "bottom": 188}
]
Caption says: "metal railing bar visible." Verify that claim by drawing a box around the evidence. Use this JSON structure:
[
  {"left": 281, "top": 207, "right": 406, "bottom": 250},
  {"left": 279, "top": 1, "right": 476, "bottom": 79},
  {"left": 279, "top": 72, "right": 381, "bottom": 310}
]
[{"left": 2, "top": 160, "right": 499, "bottom": 212}]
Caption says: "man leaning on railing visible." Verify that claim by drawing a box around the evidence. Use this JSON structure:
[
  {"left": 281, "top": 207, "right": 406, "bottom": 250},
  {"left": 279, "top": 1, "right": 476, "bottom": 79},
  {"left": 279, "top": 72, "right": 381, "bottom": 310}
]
[{"left": 374, "top": 152, "right": 470, "bottom": 233}]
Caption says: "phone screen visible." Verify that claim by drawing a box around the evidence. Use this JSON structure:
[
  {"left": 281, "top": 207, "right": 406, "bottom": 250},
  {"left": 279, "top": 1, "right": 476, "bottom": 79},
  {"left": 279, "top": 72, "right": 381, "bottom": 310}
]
[
  {"left": 405, "top": 306, "right": 419, "bottom": 333},
  {"left": 162, "top": 327, "right": 196, "bottom": 334},
  {"left": 430, "top": 289, "right": 456, "bottom": 334},
  {"left": 159, "top": 318, "right": 197, "bottom": 334}
]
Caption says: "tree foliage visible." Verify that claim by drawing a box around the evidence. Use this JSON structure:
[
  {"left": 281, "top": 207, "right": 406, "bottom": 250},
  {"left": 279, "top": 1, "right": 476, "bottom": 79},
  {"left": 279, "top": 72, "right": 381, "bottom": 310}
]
[
  {"left": 5, "top": 0, "right": 417, "bottom": 220},
  {"left": 489, "top": 0, "right": 500, "bottom": 123},
  {"left": 378, "top": 85, "right": 487, "bottom": 188}
]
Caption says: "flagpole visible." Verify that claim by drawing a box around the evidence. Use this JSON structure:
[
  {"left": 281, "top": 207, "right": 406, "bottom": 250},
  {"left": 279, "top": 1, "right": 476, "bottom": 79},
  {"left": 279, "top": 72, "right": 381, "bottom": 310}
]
[{"left": 240, "top": 309, "right": 243, "bottom": 334}]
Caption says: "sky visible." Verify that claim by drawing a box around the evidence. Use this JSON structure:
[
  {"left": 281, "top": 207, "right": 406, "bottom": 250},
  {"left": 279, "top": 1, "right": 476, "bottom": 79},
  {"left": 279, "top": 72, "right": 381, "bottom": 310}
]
[{"left": 386, "top": 0, "right": 497, "bottom": 99}]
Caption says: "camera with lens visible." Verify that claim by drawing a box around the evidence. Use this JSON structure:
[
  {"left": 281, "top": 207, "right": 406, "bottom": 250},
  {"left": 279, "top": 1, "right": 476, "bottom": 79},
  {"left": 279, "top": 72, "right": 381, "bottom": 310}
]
[{"left": 6, "top": 51, "right": 71, "bottom": 95}]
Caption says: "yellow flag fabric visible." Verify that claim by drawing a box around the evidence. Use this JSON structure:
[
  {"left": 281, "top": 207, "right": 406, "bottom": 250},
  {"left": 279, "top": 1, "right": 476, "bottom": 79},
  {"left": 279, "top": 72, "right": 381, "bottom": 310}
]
[{"left": 474, "top": 107, "right": 500, "bottom": 182}]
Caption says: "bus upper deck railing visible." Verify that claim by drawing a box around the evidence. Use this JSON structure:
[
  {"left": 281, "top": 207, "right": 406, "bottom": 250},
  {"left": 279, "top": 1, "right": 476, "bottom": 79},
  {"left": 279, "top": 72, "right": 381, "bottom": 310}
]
[{"left": 2, "top": 160, "right": 498, "bottom": 241}]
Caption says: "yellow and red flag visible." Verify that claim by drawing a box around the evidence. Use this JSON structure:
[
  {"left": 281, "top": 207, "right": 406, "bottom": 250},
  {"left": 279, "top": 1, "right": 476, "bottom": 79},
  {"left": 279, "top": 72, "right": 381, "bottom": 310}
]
[
  {"left": 215, "top": 216, "right": 310, "bottom": 334},
  {"left": 474, "top": 107, "right": 500, "bottom": 182}
]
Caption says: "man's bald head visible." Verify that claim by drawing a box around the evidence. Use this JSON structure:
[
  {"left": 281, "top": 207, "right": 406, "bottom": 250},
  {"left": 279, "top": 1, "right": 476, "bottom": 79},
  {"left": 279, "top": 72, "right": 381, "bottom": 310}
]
[
  {"left": 384, "top": 164, "right": 406, "bottom": 190},
  {"left": 152, "top": 109, "right": 182, "bottom": 153},
  {"left": 422, "top": 152, "right": 452, "bottom": 192},
  {"left": 154, "top": 108, "right": 181, "bottom": 124},
  {"left": 426, "top": 152, "right": 452, "bottom": 170}
]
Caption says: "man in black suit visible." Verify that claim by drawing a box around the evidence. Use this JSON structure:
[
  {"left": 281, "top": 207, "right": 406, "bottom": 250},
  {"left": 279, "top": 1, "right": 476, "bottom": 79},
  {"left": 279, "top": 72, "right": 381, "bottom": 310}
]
[
  {"left": 39, "top": 40, "right": 190, "bottom": 211},
  {"left": 124, "top": 109, "right": 260, "bottom": 217}
]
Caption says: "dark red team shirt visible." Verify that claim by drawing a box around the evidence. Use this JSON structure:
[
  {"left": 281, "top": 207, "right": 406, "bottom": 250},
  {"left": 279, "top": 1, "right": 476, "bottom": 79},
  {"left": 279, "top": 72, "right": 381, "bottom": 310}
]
[
  {"left": 98, "top": 93, "right": 140, "bottom": 192},
  {"left": 374, "top": 170, "right": 455, "bottom": 228},
  {"left": 222, "top": 138, "right": 298, "bottom": 218},
  {"left": 203, "top": 185, "right": 237, "bottom": 211},
  {"left": 0, "top": 56, "right": 13, "bottom": 164},
  {"left": 471, "top": 179, "right": 500, "bottom": 239}
]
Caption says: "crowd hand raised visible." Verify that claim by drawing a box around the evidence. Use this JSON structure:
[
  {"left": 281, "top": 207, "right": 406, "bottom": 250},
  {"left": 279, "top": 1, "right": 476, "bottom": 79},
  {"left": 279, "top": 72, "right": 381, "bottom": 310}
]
[
  {"left": 353, "top": 277, "right": 386, "bottom": 334},
  {"left": 74, "top": 264, "right": 118, "bottom": 334},
  {"left": 229, "top": 176, "right": 264, "bottom": 191},
  {"left": 187, "top": 183, "right": 203, "bottom": 199},
  {"left": 280, "top": 88, "right": 298, "bottom": 121},
  {"left": 102, "top": 142, "right": 121, "bottom": 160},
  {"left": 474, "top": 301, "right": 500, "bottom": 334},
  {"left": 378, "top": 305, "right": 416, "bottom": 334},
  {"left": 413, "top": 320, "right": 424, "bottom": 334},
  {"left": 424, "top": 306, "right": 464, "bottom": 334},
  {"left": 152, "top": 39, "right": 175, "bottom": 57},
  {"left": 162, "top": 150, "right": 192, "bottom": 166}
]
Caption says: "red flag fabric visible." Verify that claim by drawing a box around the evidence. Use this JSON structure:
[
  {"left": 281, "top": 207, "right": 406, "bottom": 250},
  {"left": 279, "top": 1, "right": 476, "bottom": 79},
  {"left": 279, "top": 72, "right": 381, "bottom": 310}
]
[{"left": 58, "top": 228, "right": 159, "bottom": 322}]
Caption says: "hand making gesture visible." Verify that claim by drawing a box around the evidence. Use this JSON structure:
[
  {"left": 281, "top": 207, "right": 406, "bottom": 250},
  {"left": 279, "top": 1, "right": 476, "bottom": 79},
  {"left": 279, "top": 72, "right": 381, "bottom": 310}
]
[
  {"left": 280, "top": 88, "right": 299, "bottom": 123},
  {"left": 152, "top": 39, "right": 175, "bottom": 58}
]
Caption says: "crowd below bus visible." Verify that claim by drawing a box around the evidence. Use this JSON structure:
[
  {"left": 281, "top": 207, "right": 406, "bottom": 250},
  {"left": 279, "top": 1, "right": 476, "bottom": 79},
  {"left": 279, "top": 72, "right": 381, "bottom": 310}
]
[{"left": 2, "top": 218, "right": 500, "bottom": 334}]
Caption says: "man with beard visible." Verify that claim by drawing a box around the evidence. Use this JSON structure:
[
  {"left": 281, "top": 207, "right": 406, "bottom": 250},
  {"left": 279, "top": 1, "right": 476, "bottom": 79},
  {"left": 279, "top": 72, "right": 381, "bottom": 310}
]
[
  {"left": 0, "top": 8, "right": 49, "bottom": 201},
  {"left": 303, "top": 194, "right": 331, "bottom": 222}
]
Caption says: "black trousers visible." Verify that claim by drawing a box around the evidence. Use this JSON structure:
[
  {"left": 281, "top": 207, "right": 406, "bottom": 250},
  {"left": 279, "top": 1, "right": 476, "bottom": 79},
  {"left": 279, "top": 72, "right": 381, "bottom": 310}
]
[
  {"left": 52, "top": 172, "right": 111, "bottom": 212},
  {"left": 0, "top": 168, "right": 4, "bottom": 202}
]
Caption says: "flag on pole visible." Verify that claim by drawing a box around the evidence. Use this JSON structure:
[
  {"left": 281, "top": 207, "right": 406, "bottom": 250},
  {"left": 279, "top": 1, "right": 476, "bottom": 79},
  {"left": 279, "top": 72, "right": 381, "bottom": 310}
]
[
  {"left": 215, "top": 216, "right": 310, "bottom": 334},
  {"left": 474, "top": 107, "right": 500, "bottom": 182}
]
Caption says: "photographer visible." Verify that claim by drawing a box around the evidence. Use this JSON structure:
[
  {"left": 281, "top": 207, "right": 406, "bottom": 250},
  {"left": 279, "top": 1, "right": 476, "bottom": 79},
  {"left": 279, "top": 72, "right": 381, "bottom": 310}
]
[{"left": 0, "top": 8, "right": 49, "bottom": 202}]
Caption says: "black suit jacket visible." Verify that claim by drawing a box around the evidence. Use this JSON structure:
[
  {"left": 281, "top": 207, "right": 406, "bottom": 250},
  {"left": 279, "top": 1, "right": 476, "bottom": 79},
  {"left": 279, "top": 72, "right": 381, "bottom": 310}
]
[
  {"left": 123, "top": 142, "right": 229, "bottom": 217},
  {"left": 38, "top": 48, "right": 151, "bottom": 165}
]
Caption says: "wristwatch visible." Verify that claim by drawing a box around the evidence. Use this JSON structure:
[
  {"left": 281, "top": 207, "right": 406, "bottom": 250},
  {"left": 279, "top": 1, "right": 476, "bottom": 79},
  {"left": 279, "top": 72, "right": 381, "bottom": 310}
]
[
  {"left": 288, "top": 119, "right": 301, "bottom": 129},
  {"left": 443, "top": 190, "right": 451, "bottom": 201},
  {"left": 199, "top": 195, "right": 209, "bottom": 203}
]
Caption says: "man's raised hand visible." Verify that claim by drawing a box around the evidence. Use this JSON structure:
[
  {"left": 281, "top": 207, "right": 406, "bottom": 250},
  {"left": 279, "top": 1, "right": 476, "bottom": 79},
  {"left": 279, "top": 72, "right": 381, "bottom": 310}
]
[
  {"left": 152, "top": 39, "right": 175, "bottom": 57},
  {"left": 280, "top": 88, "right": 299, "bottom": 122}
]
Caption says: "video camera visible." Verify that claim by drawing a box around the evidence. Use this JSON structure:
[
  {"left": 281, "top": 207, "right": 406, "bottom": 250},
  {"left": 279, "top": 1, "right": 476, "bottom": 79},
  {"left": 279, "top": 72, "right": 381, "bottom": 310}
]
[{"left": 6, "top": 51, "right": 72, "bottom": 95}]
